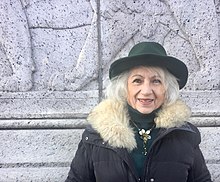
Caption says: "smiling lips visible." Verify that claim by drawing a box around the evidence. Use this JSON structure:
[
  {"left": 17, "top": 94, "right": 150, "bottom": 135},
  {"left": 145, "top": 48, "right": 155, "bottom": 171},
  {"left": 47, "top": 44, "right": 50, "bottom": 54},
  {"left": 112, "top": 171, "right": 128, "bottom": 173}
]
[{"left": 138, "top": 98, "right": 154, "bottom": 105}]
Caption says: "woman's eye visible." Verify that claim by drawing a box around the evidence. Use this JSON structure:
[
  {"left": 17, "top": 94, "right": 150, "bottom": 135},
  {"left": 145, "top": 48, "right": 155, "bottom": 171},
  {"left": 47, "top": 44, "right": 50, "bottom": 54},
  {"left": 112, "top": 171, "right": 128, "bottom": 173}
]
[
  {"left": 132, "top": 79, "right": 142, "bottom": 83},
  {"left": 153, "top": 79, "right": 161, "bottom": 84}
]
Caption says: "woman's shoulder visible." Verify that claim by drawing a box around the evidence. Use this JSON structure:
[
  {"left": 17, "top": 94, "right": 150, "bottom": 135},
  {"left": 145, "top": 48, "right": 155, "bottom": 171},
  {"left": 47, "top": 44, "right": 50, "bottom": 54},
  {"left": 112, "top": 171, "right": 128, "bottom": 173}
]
[
  {"left": 81, "top": 125, "right": 105, "bottom": 145},
  {"left": 179, "top": 122, "right": 201, "bottom": 146}
]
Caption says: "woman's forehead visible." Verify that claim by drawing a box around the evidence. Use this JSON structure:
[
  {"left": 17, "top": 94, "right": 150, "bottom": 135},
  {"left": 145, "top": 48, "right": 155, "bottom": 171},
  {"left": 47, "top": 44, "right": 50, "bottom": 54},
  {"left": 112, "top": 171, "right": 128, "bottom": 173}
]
[{"left": 129, "top": 66, "right": 165, "bottom": 77}]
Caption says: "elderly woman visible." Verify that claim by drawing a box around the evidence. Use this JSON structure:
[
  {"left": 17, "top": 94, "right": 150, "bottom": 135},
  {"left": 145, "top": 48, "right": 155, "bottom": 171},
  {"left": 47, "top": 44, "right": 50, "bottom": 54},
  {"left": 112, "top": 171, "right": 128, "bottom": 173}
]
[{"left": 65, "top": 42, "right": 212, "bottom": 182}]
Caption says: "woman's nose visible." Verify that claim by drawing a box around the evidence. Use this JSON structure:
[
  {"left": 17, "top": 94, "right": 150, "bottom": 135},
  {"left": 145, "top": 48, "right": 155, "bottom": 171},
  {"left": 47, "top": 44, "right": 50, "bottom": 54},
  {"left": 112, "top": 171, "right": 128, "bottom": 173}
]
[{"left": 140, "top": 82, "right": 153, "bottom": 95}]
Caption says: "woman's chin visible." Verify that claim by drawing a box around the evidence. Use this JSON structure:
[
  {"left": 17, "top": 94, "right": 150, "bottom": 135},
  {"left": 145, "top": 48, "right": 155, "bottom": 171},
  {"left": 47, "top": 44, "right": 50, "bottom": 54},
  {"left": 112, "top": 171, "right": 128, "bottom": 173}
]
[{"left": 137, "top": 108, "right": 154, "bottom": 114}]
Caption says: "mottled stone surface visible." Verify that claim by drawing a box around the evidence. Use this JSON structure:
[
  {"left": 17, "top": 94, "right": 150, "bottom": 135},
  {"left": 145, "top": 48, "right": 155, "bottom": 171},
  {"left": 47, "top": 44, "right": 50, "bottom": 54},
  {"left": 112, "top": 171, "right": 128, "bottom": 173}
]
[
  {"left": 199, "top": 127, "right": 220, "bottom": 162},
  {"left": 0, "top": 90, "right": 98, "bottom": 118},
  {"left": 180, "top": 91, "right": 220, "bottom": 115},
  {"left": 0, "top": 167, "right": 69, "bottom": 182},
  {"left": 0, "top": 129, "right": 83, "bottom": 181},
  {"left": 207, "top": 164, "right": 220, "bottom": 182},
  {"left": 0, "top": 0, "right": 34, "bottom": 91},
  {"left": 200, "top": 127, "right": 220, "bottom": 182},
  {"left": 0, "top": 128, "right": 219, "bottom": 181},
  {"left": 0, "top": 129, "right": 83, "bottom": 164},
  {"left": 100, "top": 0, "right": 220, "bottom": 90},
  {"left": 0, "top": 0, "right": 219, "bottom": 181}
]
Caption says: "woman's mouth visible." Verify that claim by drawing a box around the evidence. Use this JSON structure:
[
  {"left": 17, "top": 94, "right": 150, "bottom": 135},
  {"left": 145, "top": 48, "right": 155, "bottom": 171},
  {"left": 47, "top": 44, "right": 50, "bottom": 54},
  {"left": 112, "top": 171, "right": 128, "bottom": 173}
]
[{"left": 138, "top": 98, "right": 154, "bottom": 105}]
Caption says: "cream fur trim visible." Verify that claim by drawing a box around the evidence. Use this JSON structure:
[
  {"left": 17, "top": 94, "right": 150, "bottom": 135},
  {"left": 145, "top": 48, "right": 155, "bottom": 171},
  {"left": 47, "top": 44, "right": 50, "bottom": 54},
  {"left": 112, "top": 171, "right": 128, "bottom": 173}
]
[
  {"left": 87, "top": 99, "right": 136, "bottom": 150},
  {"left": 87, "top": 99, "right": 191, "bottom": 150},
  {"left": 155, "top": 100, "right": 191, "bottom": 128}
]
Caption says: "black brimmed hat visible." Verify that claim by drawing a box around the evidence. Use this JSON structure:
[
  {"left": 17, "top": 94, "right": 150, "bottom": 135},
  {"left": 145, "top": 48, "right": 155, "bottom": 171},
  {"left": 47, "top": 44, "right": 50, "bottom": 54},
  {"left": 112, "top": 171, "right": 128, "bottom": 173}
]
[{"left": 109, "top": 42, "right": 188, "bottom": 89}]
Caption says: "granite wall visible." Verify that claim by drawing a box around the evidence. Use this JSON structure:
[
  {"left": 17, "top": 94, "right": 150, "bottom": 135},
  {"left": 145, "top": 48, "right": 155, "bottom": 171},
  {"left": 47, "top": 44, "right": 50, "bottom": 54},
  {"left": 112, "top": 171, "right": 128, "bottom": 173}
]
[{"left": 0, "top": 0, "right": 219, "bottom": 181}]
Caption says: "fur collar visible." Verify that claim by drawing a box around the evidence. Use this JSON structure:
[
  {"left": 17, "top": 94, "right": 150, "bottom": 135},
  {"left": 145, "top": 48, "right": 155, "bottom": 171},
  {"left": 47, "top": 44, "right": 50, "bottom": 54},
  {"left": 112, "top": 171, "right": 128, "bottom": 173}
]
[{"left": 87, "top": 99, "right": 191, "bottom": 150}]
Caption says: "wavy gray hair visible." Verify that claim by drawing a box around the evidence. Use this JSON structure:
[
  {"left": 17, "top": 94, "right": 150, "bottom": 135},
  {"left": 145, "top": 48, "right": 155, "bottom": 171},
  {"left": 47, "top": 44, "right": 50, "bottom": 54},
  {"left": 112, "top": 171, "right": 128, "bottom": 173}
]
[{"left": 105, "top": 66, "right": 180, "bottom": 106}]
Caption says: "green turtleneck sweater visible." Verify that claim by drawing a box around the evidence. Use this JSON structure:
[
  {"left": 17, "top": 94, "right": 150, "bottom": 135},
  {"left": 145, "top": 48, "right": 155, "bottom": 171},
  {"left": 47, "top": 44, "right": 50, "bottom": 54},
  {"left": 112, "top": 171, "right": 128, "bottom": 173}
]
[{"left": 128, "top": 104, "right": 159, "bottom": 178}]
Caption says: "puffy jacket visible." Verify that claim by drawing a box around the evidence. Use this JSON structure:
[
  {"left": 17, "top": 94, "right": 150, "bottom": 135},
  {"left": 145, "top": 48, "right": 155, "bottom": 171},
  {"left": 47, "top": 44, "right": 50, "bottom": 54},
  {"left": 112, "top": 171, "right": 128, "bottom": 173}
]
[{"left": 66, "top": 99, "right": 212, "bottom": 182}]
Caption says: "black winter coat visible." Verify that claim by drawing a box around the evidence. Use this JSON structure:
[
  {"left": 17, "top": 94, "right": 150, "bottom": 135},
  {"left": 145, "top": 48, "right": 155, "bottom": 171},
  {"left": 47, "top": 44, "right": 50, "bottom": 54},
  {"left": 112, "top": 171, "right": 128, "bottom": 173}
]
[{"left": 66, "top": 99, "right": 212, "bottom": 182}]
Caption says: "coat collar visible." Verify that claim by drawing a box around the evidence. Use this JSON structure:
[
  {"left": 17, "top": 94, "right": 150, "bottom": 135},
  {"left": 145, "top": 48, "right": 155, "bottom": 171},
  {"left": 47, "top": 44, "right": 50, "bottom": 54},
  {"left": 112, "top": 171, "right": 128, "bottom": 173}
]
[{"left": 87, "top": 99, "right": 191, "bottom": 150}]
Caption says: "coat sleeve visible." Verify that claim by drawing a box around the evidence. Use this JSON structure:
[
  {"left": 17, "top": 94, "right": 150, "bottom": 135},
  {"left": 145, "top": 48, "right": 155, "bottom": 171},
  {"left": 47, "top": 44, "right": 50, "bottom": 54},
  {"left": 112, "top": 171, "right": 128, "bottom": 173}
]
[
  {"left": 191, "top": 146, "right": 212, "bottom": 182},
  {"left": 65, "top": 140, "right": 95, "bottom": 182},
  {"left": 186, "top": 123, "right": 212, "bottom": 182}
]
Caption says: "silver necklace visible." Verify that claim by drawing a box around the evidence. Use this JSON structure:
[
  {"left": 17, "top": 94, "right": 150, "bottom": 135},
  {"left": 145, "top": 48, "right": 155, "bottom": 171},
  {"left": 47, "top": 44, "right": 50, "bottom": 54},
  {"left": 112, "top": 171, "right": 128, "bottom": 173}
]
[{"left": 130, "top": 120, "right": 155, "bottom": 155}]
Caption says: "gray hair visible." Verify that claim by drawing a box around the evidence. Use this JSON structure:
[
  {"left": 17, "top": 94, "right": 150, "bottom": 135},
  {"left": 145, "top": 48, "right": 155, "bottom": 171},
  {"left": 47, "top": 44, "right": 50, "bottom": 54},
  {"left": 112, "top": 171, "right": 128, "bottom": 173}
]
[{"left": 105, "top": 66, "right": 180, "bottom": 106}]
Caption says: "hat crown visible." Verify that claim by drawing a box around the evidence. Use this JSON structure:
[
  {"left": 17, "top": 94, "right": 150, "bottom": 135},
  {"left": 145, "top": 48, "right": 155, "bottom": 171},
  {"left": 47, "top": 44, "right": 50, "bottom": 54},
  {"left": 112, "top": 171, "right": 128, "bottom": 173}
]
[{"left": 128, "top": 42, "right": 167, "bottom": 57}]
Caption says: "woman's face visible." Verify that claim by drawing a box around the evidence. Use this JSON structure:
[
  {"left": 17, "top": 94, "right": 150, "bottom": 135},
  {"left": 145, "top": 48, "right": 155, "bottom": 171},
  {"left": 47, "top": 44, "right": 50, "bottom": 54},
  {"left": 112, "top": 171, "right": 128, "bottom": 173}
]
[{"left": 127, "top": 66, "right": 166, "bottom": 114}]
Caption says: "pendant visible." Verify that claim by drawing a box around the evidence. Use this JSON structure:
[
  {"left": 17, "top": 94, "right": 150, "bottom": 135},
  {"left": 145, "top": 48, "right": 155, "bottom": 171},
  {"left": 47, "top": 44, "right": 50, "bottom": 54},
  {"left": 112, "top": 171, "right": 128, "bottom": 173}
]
[
  {"left": 138, "top": 129, "right": 152, "bottom": 155},
  {"left": 139, "top": 129, "right": 152, "bottom": 143},
  {"left": 130, "top": 120, "right": 155, "bottom": 156}
]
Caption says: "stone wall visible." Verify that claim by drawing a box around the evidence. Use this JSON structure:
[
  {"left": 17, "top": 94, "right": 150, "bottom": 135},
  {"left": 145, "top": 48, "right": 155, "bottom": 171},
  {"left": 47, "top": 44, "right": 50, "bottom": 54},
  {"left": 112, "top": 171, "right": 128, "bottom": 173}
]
[{"left": 0, "top": 0, "right": 219, "bottom": 181}]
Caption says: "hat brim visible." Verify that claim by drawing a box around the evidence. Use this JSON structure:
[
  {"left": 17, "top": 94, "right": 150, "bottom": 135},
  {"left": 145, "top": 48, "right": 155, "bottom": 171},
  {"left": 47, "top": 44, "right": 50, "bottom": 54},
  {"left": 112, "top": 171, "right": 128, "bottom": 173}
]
[{"left": 109, "top": 54, "right": 188, "bottom": 89}]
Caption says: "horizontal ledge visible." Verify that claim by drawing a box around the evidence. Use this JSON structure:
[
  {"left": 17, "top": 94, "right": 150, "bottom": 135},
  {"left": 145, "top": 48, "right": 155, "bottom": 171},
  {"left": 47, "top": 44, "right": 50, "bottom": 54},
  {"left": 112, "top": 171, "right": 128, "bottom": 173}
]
[
  {"left": 0, "top": 112, "right": 218, "bottom": 120},
  {"left": 191, "top": 112, "right": 220, "bottom": 116},
  {"left": 0, "top": 90, "right": 99, "bottom": 99},
  {"left": 0, "top": 160, "right": 218, "bottom": 168},
  {"left": 206, "top": 159, "right": 220, "bottom": 164},
  {"left": 190, "top": 116, "right": 220, "bottom": 127},
  {"left": 0, "top": 117, "right": 219, "bottom": 129},
  {"left": 0, "top": 113, "right": 89, "bottom": 119},
  {"left": 0, "top": 162, "right": 70, "bottom": 168},
  {"left": 0, "top": 160, "right": 219, "bottom": 168},
  {"left": 0, "top": 118, "right": 88, "bottom": 129}
]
